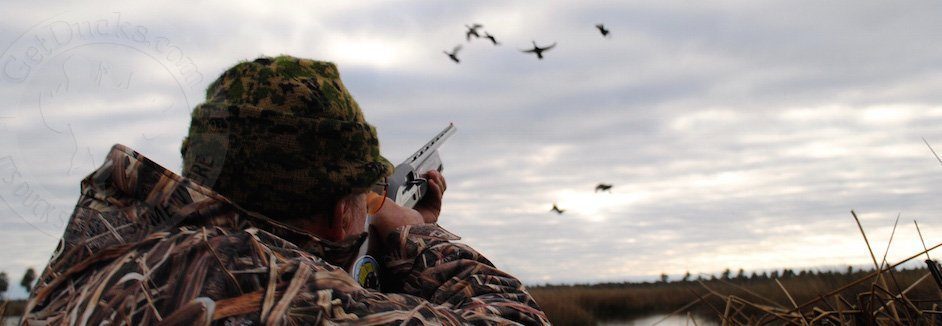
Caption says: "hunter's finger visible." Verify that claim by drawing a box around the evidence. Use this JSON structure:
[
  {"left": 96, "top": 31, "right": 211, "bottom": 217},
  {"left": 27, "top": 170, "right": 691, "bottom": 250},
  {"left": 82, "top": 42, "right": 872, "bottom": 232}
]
[
  {"left": 427, "top": 177, "right": 443, "bottom": 197},
  {"left": 428, "top": 170, "right": 446, "bottom": 192}
]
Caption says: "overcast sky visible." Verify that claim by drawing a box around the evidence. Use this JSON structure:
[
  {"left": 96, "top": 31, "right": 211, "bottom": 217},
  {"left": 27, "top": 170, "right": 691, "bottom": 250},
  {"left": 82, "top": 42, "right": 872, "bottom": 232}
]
[{"left": 3, "top": 0, "right": 942, "bottom": 299}]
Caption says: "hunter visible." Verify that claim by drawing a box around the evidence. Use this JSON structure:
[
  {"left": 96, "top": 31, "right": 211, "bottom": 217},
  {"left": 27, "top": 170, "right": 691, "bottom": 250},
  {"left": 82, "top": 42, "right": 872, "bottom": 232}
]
[{"left": 22, "top": 55, "right": 549, "bottom": 325}]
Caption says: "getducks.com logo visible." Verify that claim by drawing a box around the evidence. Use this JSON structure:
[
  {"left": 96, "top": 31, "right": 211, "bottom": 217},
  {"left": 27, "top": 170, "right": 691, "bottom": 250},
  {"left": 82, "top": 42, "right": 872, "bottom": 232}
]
[{"left": 0, "top": 12, "right": 208, "bottom": 237}]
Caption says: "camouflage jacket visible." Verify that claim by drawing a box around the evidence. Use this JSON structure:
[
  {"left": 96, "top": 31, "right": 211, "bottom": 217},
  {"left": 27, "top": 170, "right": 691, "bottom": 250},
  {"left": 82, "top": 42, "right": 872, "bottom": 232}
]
[{"left": 22, "top": 144, "right": 549, "bottom": 325}]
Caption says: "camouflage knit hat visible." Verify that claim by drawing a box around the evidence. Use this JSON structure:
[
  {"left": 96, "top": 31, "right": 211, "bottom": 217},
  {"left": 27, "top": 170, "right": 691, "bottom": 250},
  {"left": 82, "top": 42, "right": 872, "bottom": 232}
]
[{"left": 180, "top": 55, "right": 393, "bottom": 222}]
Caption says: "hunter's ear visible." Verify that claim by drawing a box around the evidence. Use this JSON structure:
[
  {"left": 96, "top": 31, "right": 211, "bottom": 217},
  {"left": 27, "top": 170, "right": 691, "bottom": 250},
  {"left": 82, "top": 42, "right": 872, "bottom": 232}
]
[{"left": 324, "top": 200, "right": 348, "bottom": 241}]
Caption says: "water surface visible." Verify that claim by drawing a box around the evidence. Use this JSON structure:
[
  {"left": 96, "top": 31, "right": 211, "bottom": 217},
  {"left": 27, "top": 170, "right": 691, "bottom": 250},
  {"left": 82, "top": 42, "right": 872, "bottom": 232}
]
[
  {"left": 599, "top": 314, "right": 719, "bottom": 326},
  {"left": 2, "top": 316, "right": 19, "bottom": 326}
]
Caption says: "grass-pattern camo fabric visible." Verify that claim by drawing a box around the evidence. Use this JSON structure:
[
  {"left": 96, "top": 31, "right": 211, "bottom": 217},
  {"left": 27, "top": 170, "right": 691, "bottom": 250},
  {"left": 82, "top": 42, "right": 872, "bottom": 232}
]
[{"left": 23, "top": 145, "right": 548, "bottom": 325}]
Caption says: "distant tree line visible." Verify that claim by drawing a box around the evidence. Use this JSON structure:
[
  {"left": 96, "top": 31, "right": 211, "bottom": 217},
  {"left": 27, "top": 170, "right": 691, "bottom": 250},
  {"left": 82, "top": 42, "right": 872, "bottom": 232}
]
[
  {"left": 676, "top": 266, "right": 872, "bottom": 283},
  {"left": 538, "top": 265, "right": 905, "bottom": 288},
  {"left": 661, "top": 266, "right": 878, "bottom": 284},
  {"left": 0, "top": 267, "right": 37, "bottom": 299}
]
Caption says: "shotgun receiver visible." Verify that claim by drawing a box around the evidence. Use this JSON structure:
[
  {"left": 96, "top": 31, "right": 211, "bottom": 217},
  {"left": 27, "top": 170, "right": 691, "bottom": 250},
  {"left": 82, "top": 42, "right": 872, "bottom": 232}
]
[
  {"left": 349, "top": 123, "right": 456, "bottom": 289},
  {"left": 387, "top": 123, "right": 456, "bottom": 208}
]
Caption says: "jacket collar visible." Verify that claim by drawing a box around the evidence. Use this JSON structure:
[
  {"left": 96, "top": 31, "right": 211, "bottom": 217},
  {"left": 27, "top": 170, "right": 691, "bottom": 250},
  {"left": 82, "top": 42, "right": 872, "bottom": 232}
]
[{"left": 59, "top": 144, "right": 365, "bottom": 269}]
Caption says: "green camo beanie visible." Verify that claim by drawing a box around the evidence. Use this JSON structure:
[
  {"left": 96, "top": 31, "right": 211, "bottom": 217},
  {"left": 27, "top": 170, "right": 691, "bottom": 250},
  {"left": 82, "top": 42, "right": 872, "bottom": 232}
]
[{"left": 180, "top": 55, "right": 393, "bottom": 222}]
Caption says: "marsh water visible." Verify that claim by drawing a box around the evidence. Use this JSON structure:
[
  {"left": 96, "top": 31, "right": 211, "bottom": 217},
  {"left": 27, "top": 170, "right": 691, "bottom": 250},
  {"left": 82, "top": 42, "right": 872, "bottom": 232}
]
[
  {"left": 599, "top": 314, "right": 719, "bottom": 326},
  {"left": 2, "top": 316, "right": 18, "bottom": 326}
]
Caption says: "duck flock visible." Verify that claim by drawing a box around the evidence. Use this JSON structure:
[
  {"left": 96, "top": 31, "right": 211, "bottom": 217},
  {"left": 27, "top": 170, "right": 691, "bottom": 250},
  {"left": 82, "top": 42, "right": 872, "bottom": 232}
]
[
  {"left": 443, "top": 23, "right": 611, "bottom": 63},
  {"left": 443, "top": 24, "right": 615, "bottom": 214}
]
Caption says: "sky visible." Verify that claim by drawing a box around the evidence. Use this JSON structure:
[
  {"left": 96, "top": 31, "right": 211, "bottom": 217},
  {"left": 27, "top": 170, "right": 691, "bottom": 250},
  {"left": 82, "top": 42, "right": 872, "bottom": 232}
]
[{"left": 3, "top": 0, "right": 942, "bottom": 299}]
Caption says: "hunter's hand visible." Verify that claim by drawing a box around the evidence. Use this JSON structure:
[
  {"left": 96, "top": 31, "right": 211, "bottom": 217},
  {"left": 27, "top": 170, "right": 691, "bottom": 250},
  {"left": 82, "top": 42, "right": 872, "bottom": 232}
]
[
  {"left": 414, "top": 170, "right": 445, "bottom": 224},
  {"left": 371, "top": 170, "right": 446, "bottom": 242}
]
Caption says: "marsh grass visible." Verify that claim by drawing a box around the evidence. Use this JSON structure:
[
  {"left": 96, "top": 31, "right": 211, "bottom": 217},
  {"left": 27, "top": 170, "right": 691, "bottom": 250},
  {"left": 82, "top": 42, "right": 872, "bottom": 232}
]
[
  {"left": 1, "top": 300, "right": 24, "bottom": 317},
  {"left": 530, "top": 267, "right": 937, "bottom": 325}
]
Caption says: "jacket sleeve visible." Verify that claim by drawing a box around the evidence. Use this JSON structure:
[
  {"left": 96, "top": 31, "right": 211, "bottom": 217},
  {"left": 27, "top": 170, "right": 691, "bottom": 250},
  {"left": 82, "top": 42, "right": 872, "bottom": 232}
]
[{"left": 379, "top": 224, "right": 549, "bottom": 325}]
